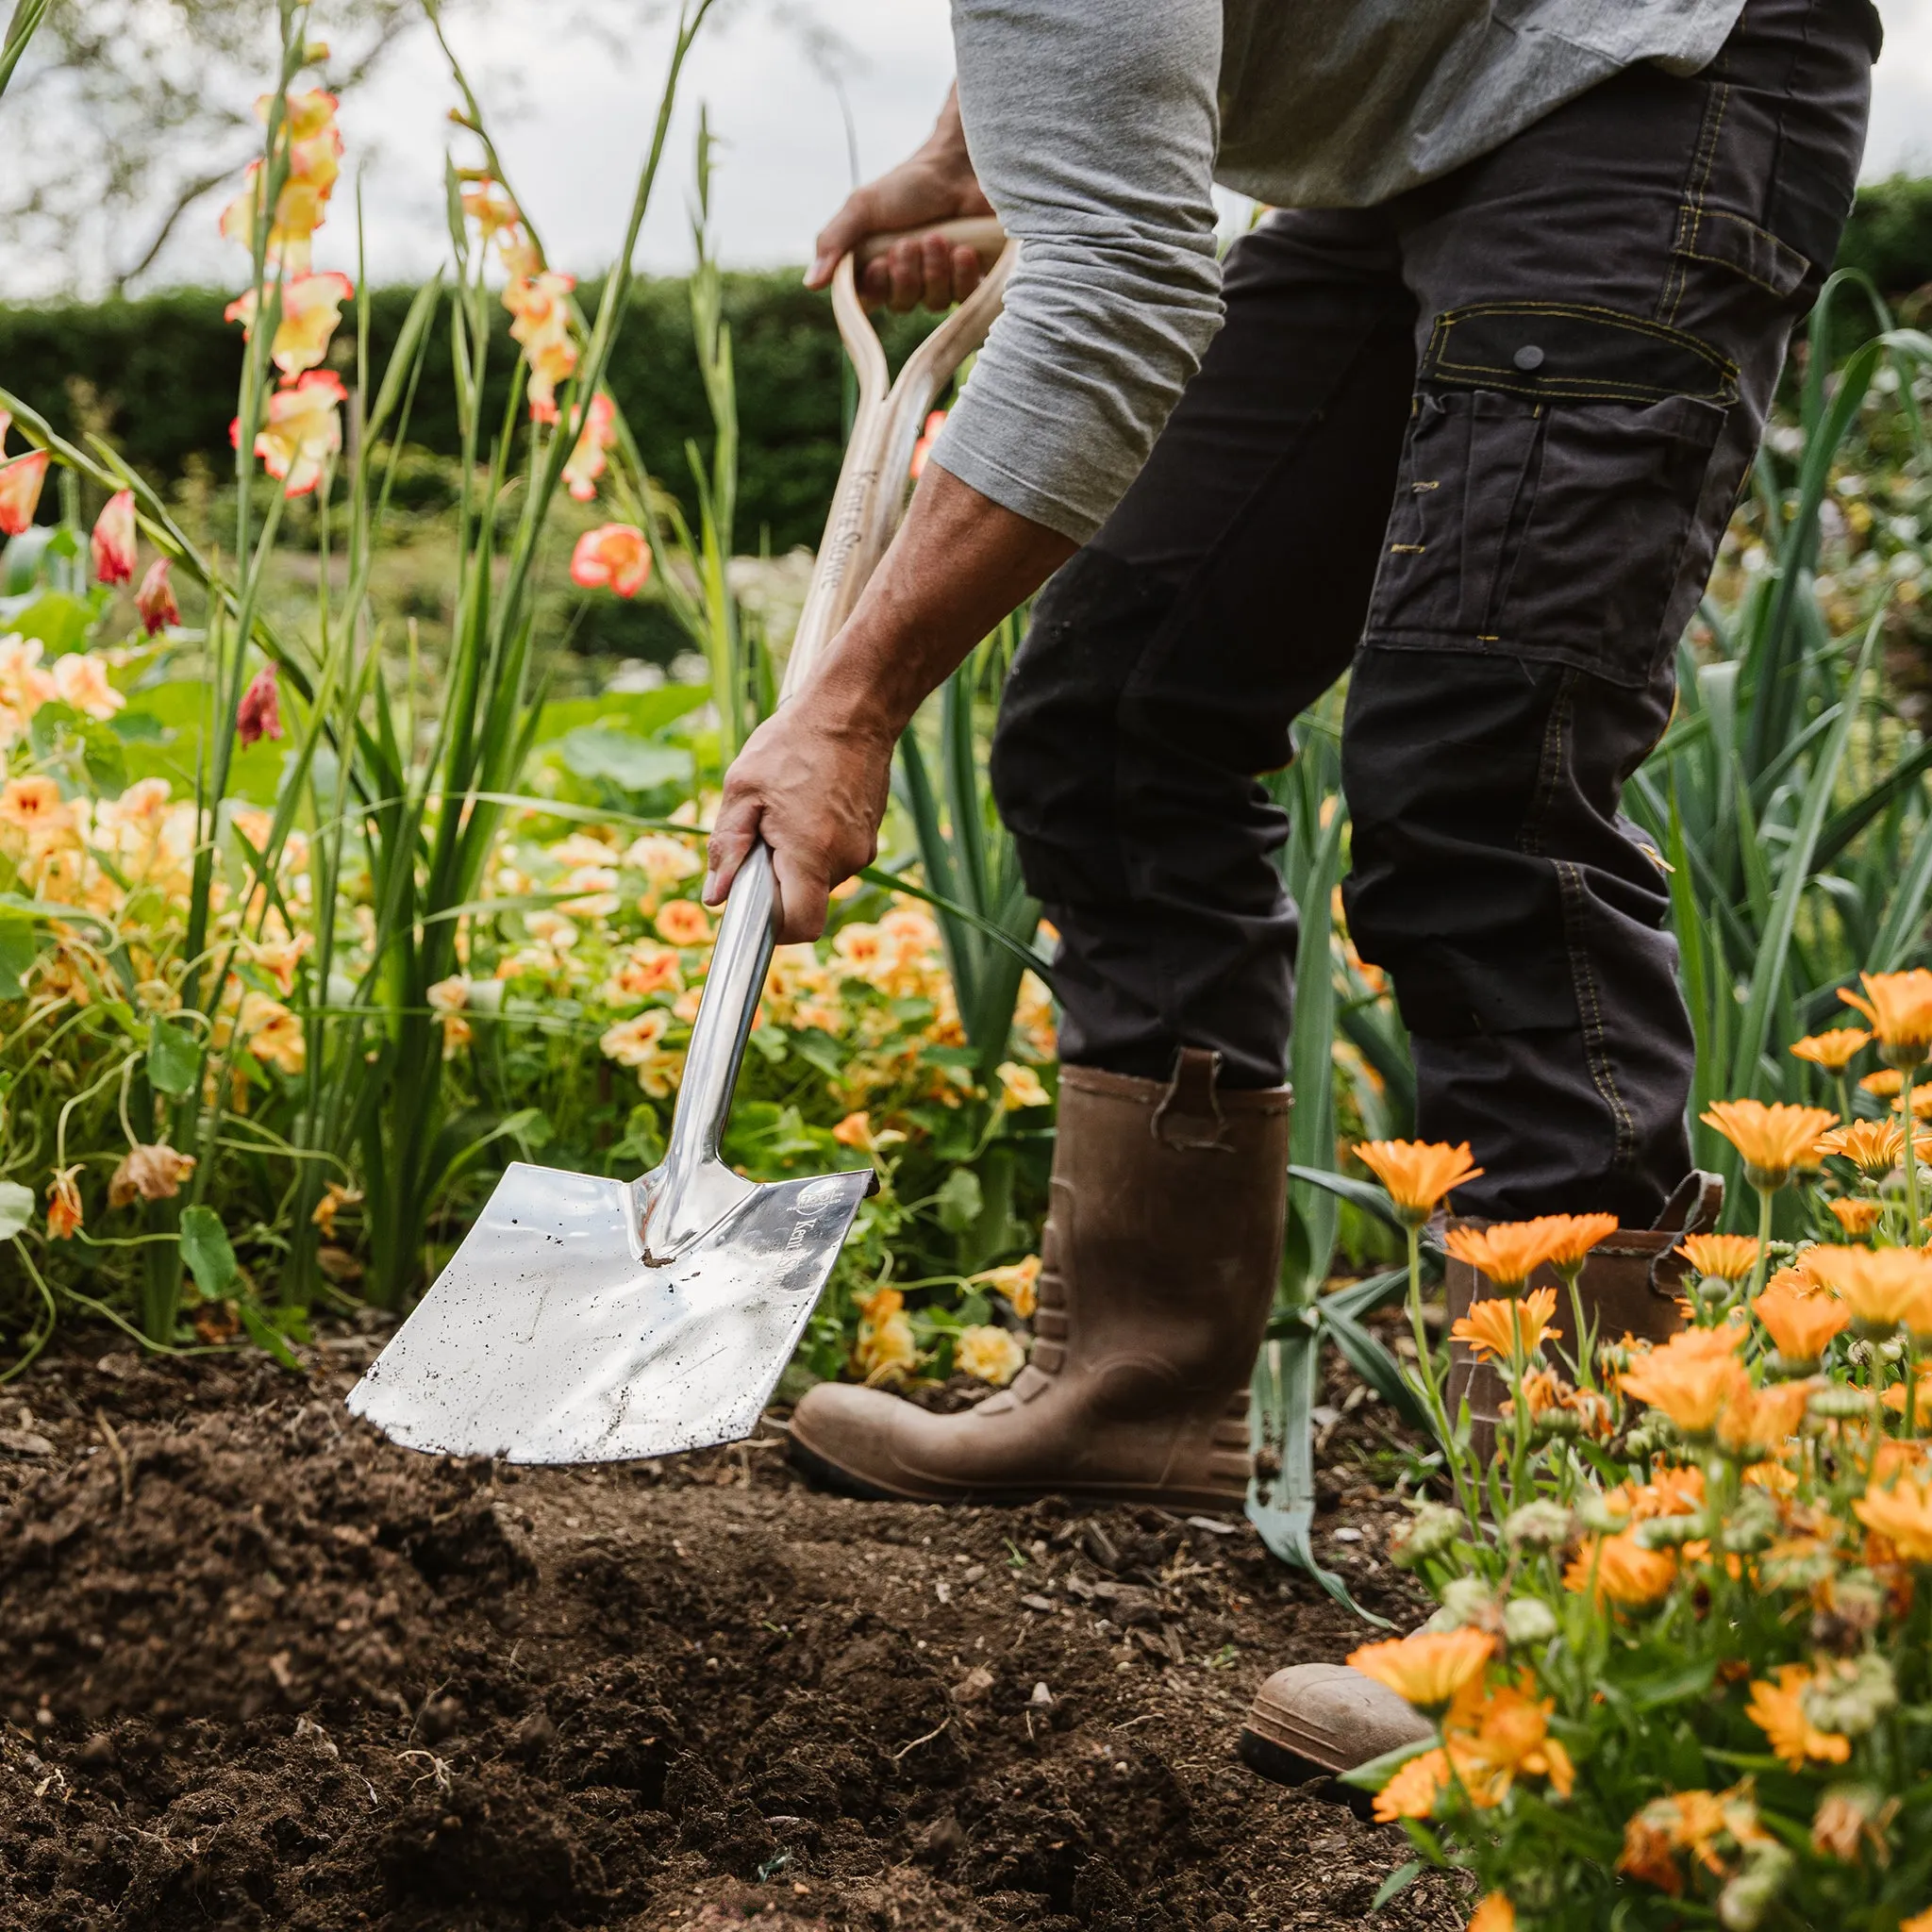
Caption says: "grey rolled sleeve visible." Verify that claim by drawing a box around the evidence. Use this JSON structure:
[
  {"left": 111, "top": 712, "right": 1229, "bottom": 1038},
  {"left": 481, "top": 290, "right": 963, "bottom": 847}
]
[{"left": 932, "top": 0, "right": 1226, "bottom": 544}]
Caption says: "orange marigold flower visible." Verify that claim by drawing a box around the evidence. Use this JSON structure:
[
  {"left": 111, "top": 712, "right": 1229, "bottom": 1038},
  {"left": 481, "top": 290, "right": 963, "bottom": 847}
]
[
  {"left": 1371, "top": 1745, "right": 1448, "bottom": 1824},
  {"left": 1841, "top": 969, "right": 1932, "bottom": 1069},
  {"left": 1442, "top": 1222, "right": 1564, "bottom": 1291},
  {"left": 1701, "top": 1098, "right": 1838, "bottom": 1189},
  {"left": 655, "top": 897, "right": 712, "bottom": 947},
  {"left": 1799, "top": 1244, "right": 1932, "bottom": 1333},
  {"left": 1466, "top": 1895, "right": 1515, "bottom": 1932},
  {"left": 1854, "top": 1473, "right": 1932, "bottom": 1562},
  {"left": 1827, "top": 1195, "right": 1883, "bottom": 1239},
  {"left": 0, "top": 449, "right": 50, "bottom": 536},
  {"left": 1450, "top": 1285, "right": 1558, "bottom": 1362},
  {"left": 571, "top": 523, "right": 652, "bottom": 599},
  {"left": 1790, "top": 1027, "right": 1871, "bottom": 1071},
  {"left": 1345, "top": 1627, "right": 1492, "bottom": 1713},
  {"left": 1352, "top": 1139, "right": 1483, "bottom": 1226},
  {"left": 1619, "top": 1324, "right": 1749, "bottom": 1437},
  {"left": 1746, "top": 1664, "right": 1851, "bottom": 1770},
  {"left": 44, "top": 1164, "right": 83, "bottom": 1240},
  {"left": 1752, "top": 1275, "right": 1850, "bottom": 1359},
  {"left": 1675, "top": 1232, "right": 1760, "bottom": 1283},
  {"left": 1565, "top": 1530, "right": 1677, "bottom": 1607},
  {"left": 91, "top": 488, "right": 137, "bottom": 585}
]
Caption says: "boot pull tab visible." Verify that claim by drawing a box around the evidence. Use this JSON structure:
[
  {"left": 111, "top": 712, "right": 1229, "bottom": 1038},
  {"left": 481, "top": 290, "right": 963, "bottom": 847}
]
[
  {"left": 1152, "top": 1046, "right": 1231, "bottom": 1152},
  {"left": 1646, "top": 1169, "right": 1726, "bottom": 1297}
]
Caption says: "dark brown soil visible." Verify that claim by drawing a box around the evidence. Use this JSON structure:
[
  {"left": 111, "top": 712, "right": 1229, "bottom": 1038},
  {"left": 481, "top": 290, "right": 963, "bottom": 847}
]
[{"left": 0, "top": 1327, "right": 1463, "bottom": 1931}]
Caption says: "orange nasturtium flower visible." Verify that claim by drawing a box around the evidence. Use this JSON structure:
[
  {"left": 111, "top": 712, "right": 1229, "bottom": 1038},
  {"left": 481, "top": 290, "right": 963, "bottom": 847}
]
[
  {"left": 1752, "top": 1275, "right": 1850, "bottom": 1359},
  {"left": 655, "top": 898, "right": 712, "bottom": 947},
  {"left": 44, "top": 1164, "right": 84, "bottom": 1241},
  {"left": 956, "top": 1324, "right": 1025, "bottom": 1388},
  {"left": 1854, "top": 1472, "right": 1932, "bottom": 1562},
  {"left": 1345, "top": 1627, "right": 1493, "bottom": 1714},
  {"left": 974, "top": 1254, "right": 1041, "bottom": 1319},
  {"left": 1619, "top": 1324, "right": 1749, "bottom": 1437},
  {"left": 1746, "top": 1664, "right": 1852, "bottom": 1770},
  {"left": 1827, "top": 1195, "right": 1884, "bottom": 1239},
  {"left": 1565, "top": 1529, "right": 1677, "bottom": 1607},
  {"left": 1702, "top": 1098, "right": 1838, "bottom": 1189},
  {"left": 1451, "top": 1285, "right": 1558, "bottom": 1363},
  {"left": 1841, "top": 969, "right": 1932, "bottom": 1070},
  {"left": 1799, "top": 1244, "right": 1932, "bottom": 1333},
  {"left": 1790, "top": 1027, "right": 1871, "bottom": 1071},
  {"left": 0, "top": 449, "right": 49, "bottom": 536},
  {"left": 1442, "top": 1220, "right": 1566, "bottom": 1291},
  {"left": 91, "top": 489, "right": 137, "bottom": 585},
  {"left": 1352, "top": 1139, "right": 1483, "bottom": 1227},
  {"left": 1674, "top": 1233, "right": 1761, "bottom": 1284},
  {"left": 571, "top": 523, "right": 652, "bottom": 599}
]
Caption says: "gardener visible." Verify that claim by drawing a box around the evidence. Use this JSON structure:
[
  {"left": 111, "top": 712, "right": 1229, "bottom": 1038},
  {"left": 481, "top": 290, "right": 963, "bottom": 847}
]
[{"left": 703, "top": 0, "right": 1876, "bottom": 1771}]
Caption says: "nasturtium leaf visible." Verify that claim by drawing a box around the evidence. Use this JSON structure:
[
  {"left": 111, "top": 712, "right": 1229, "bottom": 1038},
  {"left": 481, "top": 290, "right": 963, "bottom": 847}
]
[
  {"left": 0, "top": 913, "right": 38, "bottom": 1001},
  {"left": 936, "top": 1166, "right": 983, "bottom": 1234},
  {"left": 178, "top": 1205, "right": 239, "bottom": 1297},
  {"left": 147, "top": 1018, "right": 201, "bottom": 1097},
  {"left": 0, "top": 1180, "right": 34, "bottom": 1240},
  {"left": 8, "top": 591, "right": 93, "bottom": 655},
  {"left": 240, "top": 1303, "right": 304, "bottom": 1373},
  {"left": 553, "top": 724, "right": 691, "bottom": 794}
]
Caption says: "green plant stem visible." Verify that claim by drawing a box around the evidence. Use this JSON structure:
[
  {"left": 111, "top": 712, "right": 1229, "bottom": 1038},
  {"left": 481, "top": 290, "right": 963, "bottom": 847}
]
[
  {"left": 1747, "top": 1184, "right": 1775, "bottom": 1302},
  {"left": 1403, "top": 1224, "right": 1477, "bottom": 1524}
]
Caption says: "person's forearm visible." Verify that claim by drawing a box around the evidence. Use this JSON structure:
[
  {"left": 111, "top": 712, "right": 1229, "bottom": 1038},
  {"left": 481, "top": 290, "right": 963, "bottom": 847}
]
[{"left": 794, "top": 461, "right": 1075, "bottom": 742}]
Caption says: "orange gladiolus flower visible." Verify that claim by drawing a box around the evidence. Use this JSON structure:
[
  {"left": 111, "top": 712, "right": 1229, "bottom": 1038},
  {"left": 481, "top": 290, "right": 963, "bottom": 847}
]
[
  {"left": 909, "top": 408, "right": 946, "bottom": 481},
  {"left": 503, "top": 270, "right": 579, "bottom": 424},
  {"left": 1752, "top": 1275, "right": 1849, "bottom": 1359},
  {"left": 238, "top": 369, "right": 344, "bottom": 497},
  {"left": 44, "top": 1164, "right": 83, "bottom": 1241},
  {"left": 1451, "top": 1285, "right": 1558, "bottom": 1363},
  {"left": 135, "top": 557, "right": 180, "bottom": 636},
  {"left": 563, "top": 391, "right": 618, "bottom": 503},
  {"left": 1372, "top": 1746, "right": 1447, "bottom": 1824},
  {"left": 1790, "top": 1027, "right": 1871, "bottom": 1071},
  {"left": 91, "top": 489, "right": 137, "bottom": 585},
  {"left": 1674, "top": 1233, "right": 1760, "bottom": 1283},
  {"left": 1352, "top": 1139, "right": 1483, "bottom": 1226},
  {"left": 1854, "top": 1473, "right": 1932, "bottom": 1561},
  {"left": 1841, "top": 969, "right": 1932, "bottom": 1069},
  {"left": 1565, "top": 1530, "right": 1677, "bottom": 1607},
  {"left": 460, "top": 176, "right": 522, "bottom": 243},
  {"left": 1746, "top": 1664, "right": 1851, "bottom": 1770},
  {"left": 1799, "top": 1244, "right": 1932, "bottom": 1332},
  {"left": 1701, "top": 1098, "right": 1838, "bottom": 1189},
  {"left": 1827, "top": 1196, "right": 1883, "bottom": 1239},
  {"left": 1443, "top": 1221, "right": 1562, "bottom": 1291},
  {"left": 0, "top": 449, "right": 49, "bottom": 536},
  {"left": 1466, "top": 1895, "right": 1515, "bottom": 1932},
  {"left": 571, "top": 523, "right": 652, "bottom": 599},
  {"left": 225, "top": 271, "right": 354, "bottom": 380},
  {"left": 1619, "top": 1324, "right": 1749, "bottom": 1437},
  {"left": 1345, "top": 1627, "right": 1492, "bottom": 1713}
]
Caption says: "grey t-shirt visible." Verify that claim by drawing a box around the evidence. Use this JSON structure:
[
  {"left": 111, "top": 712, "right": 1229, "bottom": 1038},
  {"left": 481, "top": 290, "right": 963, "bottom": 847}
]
[{"left": 932, "top": 0, "right": 1746, "bottom": 543}]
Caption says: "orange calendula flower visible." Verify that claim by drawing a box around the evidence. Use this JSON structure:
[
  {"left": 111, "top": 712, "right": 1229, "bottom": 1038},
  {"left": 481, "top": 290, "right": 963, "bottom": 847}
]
[
  {"left": 563, "top": 391, "right": 619, "bottom": 502},
  {"left": 1701, "top": 1098, "right": 1838, "bottom": 1189},
  {"left": 1466, "top": 1895, "right": 1515, "bottom": 1932},
  {"left": 0, "top": 449, "right": 49, "bottom": 536},
  {"left": 1902, "top": 1910, "right": 1932, "bottom": 1932},
  {"left": 571, "top": 523, "right": 652, "bottom": 599},
  {"left": 1620, "top": 1324, "right": 1749, "bottom": 1437},
  {"left": 1752, "top": 1275, "right": 1850, "bottom": 1359},
  {"left": 1718, "top": 1376, "right": 1813, "bottom": 1457},
  {"left": 135, "top": 557, "right": 180, "bottom": 636},
  {"left": 1446, "top": 1676, "right": 1575, "bottom": 1806},
  {"left": 91, "top": 489, "right": 137, "bottom": 585},
  {"left": 1372, "top": 1746, "right": 1448, "bottom": 1824},
  {"left": 1854, "top": 1473, "right": 1932, "bottom": 1561},
  {"left": 1841, "top": 969, "right": 1932, "bottom": 1069},
  {"left": 655, "top": 898, "right": 712, "bottom": 947},
  {"left": 1819, "top": 1118, "right": 1928, "bottom": 1177},
  {"left": 1746, "top": 1664, "right": 1851, "bottom": 1770},
  {"left": 1790, "top": 1027, "right": 1871, "bottom": 1071},
  {"left": 1539, "top": 1211, "right": 1619, "bottom": 1274},
  {"left": 1451, "top": 1285, "right": 1558, "bottom": 1363},
  {"left": 224, "top": 271, "right": 355, "bottom": 380},
  {"left": 1619, "top": 1801, "right": 1686, "bottom": 1895},
  {"left": 1675, "top": 1232, "right": 1760, "bottom": 1283},
  {"left": 238, "top": 369, "right": 345, "bottom": 497},
  {"left": 1346, "top": 1627, "right": 1492, "bottom": 1713},
  {"left": 1565, "top": 1529, "right": 1678, "bottom": 1607},
  {"left": 1442, "top": 1221, "right": 1563, "bottom": 1291},
  {"left": 44, "top": 1164, "right": 84, "bottom": 1241},
  {"left": 1352, "top": 1139, "right": 1483, "bottom": 1227},
  {"left": 1827, "top": 1195, "right": 1883, "bottom": 1239},
  {"left": 1799, "top": 1244, "right": 1932, "bottom": 1333}
]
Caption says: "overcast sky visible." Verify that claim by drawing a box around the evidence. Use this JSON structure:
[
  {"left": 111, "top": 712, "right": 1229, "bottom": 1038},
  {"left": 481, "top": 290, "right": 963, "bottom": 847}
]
[{"left": 38, "top": 0, "right": 1932, "bottom": 292}]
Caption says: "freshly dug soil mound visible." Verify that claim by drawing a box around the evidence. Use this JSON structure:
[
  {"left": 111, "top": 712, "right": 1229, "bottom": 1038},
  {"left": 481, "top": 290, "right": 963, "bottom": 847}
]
[{"left": 0, "top": 1333, "right": 1463, "bottom": 1930}]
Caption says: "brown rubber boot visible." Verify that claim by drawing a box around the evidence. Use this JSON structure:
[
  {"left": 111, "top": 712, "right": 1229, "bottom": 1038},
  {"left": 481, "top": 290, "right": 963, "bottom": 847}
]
[
  {"left": 1444, "top": 1170, "right": 1725, "bottom": 1461},
  {"left": 788, "top": 1048, "right": 1290, "bottom": 1509},
  {"left": 1241, "top": 1663, "right": 1434, "bottom": 1808}
]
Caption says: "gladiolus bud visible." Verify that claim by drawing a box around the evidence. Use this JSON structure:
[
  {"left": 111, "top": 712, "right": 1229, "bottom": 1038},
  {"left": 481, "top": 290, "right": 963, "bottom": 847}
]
[
  {"left": 92, "top": 489, "right": 138, "bottom": 585},
  {"left": 237, "top": 665, "right": 283, "bottom": 746},
  {"left": 135, "top": 558, "right": 180, "bottom": 636},
  {"left": 0, "top": 450, "right": 49, "bottom": 537}
]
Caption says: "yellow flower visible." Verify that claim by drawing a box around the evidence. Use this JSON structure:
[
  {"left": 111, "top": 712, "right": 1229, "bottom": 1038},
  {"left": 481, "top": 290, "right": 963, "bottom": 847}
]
[
  {"left": 1701, "top": 1098, "right": 1838, "bottom": 1189},
  {"left": 1353, "top": 1140, "right": 1483, "bottom": 1227},
  {"left": 460, "top": 176, "right": 522, "bottom": 243},
  {"left": 956, "top": 1324, "right": 1025, "bottom": 1387},
  {"left": 1752, "top": 1275, "right": 1850, "bottom": 1359},
  {"left": 1619, "top": 1324, "right": 1749, "bottom": 1437},
  {"left": 1799, "top": 1244, "right": 1932, "bottom": 1333},
  {"left": 1446, "top": 1677, "right": 1575, "bottom": 1806},
  {"left": 1841, "top": 969, "right": 1932, "bottom": 1070},
  {"left": 1746, "top": 1664, "right": 1851, "bottom": 1770},
  {"left": 224, "top": 270, "right": 354, "bottom": 380},
  {"left": 1674, "top": 1233, "right": 1760, "bottom": 1283},
  {"left": 241, "top": 991, "right": 306, "bottom": 1075},
  {"left": 1466, "top": 1894, "right": 1515, "bottom": 1932},
  {"left": 44, "top": 1164, "right": 83, "bottom": 1241},
  {"left": 973, "top": 1254, "right": 1041, "bottom": 1320},
  {"left": 311, "top": 1181, "right": 362, "bottom": 1239},
  {"left": 1372, "top": 1746, "right": 1448, "bottom": 1824},
  {"left": 854, "top": 1285, "right": 919, "bottom": 1384},
  {"left": 108, "top": 1142, "right": 196, "bottom": 1208},
  {"left": 1345, "top": 1627, "right": 1492, "bottom": 1714},
  {"left": 996, "top": 1061, "right": 1049, "bottom": 1110},
  {"left": 600, "top": 1009, "right": 679, "bottom": 1097},
  {"left": 1854, "top": 1473, "right": 1932, "bottom": 1561},
  {"left": 1564, "top": 1530, "right": 1677, "bottom": 1607},
  {"left": 655, "top": 898, "right": 712, "bottom": 947},
  {"left": 1790, "top": 1027, "right": 1871, "bottom": 1071},
  {"left": 1450, "top": 1285, "right": 1557, "bottom": 1363}
]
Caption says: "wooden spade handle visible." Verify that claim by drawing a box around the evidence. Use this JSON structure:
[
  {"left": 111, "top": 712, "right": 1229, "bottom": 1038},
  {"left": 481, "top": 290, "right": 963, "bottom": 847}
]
[{"left": 854, "top": 215, "right": 1008, "bottom": 273}]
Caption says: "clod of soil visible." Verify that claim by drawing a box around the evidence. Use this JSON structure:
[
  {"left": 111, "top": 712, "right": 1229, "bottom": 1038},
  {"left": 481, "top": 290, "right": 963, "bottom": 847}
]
[{"left": 0, "top": 1335, "right": 1463, "bottom": 1930}]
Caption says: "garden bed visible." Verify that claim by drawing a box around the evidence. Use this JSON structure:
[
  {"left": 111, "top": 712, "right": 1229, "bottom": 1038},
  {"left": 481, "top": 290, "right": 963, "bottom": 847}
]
[{"left": 0, "top": 1332, "right": 1458, "bottom": 1932}]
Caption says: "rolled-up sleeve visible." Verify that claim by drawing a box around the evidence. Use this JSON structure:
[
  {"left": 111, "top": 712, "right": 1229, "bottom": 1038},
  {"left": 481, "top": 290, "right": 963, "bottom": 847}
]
[{"left": 932, "top": 0, "right": 1225, "bottom": 544}]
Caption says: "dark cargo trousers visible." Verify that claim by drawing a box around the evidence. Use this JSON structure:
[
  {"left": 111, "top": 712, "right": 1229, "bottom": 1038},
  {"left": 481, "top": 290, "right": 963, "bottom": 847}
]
[{"left": 989, "top": 0, "right": 1877, "bottom": 1224}]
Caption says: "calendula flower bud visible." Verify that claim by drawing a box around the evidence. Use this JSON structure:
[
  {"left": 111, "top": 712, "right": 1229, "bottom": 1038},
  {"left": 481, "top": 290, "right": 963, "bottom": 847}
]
[
  {"left": 1719, "top": 1488, "right": 1780, "bottom": 1557},
  {"left": 1389, "top": 1501, "right": 1462, "bottom": 1570},
  {"left": 1502, "top": 1596, "right": 1558, "bottom": 1647},
  {"left": 1803, "top": 1653, "right": 1897, "bottom": 1740},
  {"left": 1634, "top": 1510, "right": 1707, "bottom": 1551},
  {"left": 1574, "top": 1491, "right": 1624, "bottom": 1535},
  {"left": 1427, "top": 1574, "right": 1503, "bottom": 1635},
  {"left": 1807, "top": 1386, "right": 1872, "bottom": 1422},
  {"left": 1718, "top": 1843, "right": 1793, "bottom": 1932},
  {"left": 1502, "top": 1500, "right": 1574, "bottom": 1551}
]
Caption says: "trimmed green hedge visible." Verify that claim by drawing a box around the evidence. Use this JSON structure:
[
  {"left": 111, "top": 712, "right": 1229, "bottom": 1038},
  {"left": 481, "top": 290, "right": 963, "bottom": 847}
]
[{"left": 3, "top": 178, "right": 1926, "bottom": 551}]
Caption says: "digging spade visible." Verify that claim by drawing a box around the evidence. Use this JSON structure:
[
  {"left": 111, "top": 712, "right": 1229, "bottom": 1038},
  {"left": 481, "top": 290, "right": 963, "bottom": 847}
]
[{"left": 348, "top": 217, "right": 1015, "bottom": 1463}]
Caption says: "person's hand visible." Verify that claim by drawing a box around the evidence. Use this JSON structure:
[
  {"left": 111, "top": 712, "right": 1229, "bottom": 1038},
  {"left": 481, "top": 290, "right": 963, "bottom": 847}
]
[
  {"left": 806, "top": 85, "right": 993, "bottom": 313},
  {"left": 703, "top": 695, "right": 896, "bottom": 943}
]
